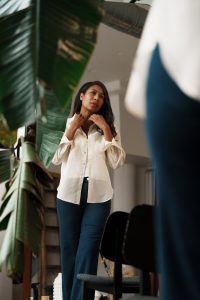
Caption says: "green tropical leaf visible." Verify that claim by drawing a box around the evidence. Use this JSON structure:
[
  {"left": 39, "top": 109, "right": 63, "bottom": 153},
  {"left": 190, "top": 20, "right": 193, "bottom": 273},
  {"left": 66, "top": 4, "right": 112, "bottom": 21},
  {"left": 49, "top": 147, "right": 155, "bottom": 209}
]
[
  {"left": 38, "top": 130, "right": 64, "bottom": 167},
  {"left": 0, "top": 141, "right": 52, "bottom": 280},
  {"left": 0, "top": 213, "right": 24, "bottom": 282},
  {"left": 36, "top": 89, "right": 66, "bottom": 167},
  {"left": 39, "top": 0, "right": 104, "bottom": 110},
  {"left": 0, "top": 149, "right": 12, "bottom": 183},
  {"left": 0, "top": 0, "right": 104, "bottom": 130},
  {"left": 0, "top": 1, "right": 37, "bottom": 129}
]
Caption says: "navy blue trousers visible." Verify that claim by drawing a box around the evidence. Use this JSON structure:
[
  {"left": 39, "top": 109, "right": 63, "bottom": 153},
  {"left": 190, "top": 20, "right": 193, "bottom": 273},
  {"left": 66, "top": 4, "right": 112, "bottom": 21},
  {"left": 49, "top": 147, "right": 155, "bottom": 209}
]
[
  {"left": 146, "top": 45, "right": 200, "bottom": 300},
  {"left": 57, "top": 177, "right": 111, "bottom": 300}
]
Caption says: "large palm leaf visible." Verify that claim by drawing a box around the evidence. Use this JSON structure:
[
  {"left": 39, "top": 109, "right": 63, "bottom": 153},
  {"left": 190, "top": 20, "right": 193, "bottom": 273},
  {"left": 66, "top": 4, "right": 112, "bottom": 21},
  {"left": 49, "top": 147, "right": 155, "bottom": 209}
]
[
  {"left": 0, "top": 1, "right": 36, "bottom": 130},
  {"left": 36, "top": 89, "right": 66, "bottom": 167},
  {"left": 0, "top": 0, "right": 104, "bottom": 130},
  {"left": 0, "top": 141, "right": 52, "bottom": 280},
  {"left": 39, "top": 0, "right": 104, "bottom": 109},
  {"left": 0, "top": 149, "right": 12, "bottom": 183}
]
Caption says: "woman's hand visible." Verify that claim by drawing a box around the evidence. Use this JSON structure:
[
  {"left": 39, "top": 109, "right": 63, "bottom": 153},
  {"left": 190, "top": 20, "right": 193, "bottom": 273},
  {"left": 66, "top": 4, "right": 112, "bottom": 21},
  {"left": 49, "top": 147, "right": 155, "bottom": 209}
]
[
  {"left": 72, "top": 113, "right": 87, "bottom": 128},
  {"left": 89, "top": 114, "right": 107, "bottom": 129},
  {"left": 66, "top": 113, "right": 87, "bottom": 140},
  {"left": 89, "top": 114, "right": 113, "bottom": 141}
]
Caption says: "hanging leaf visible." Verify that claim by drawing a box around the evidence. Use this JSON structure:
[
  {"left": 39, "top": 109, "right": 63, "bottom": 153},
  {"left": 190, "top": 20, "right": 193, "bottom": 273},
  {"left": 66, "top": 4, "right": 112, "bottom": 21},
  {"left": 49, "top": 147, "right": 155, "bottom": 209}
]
[
  {"left": 36, "top": 0, "right": 104, "bottom": 165},
  {"left": 38, "top": 129, "right": 64, "bottom": 167},
  {"left": 0, "top": 149, "right": 12, "bottom": 183},
  {"left": 0, "top": 1, "right": 37, "bottom": 129},
  {"left": 0, "top": 141, "right": 52, "bottom": 281},
  {"left": 39, "top": 0, "right": 104, "bottom": 110},
  {"left": 0, "top": 0, "right": 104, "bottom": 130},
  {"left": 36, "top": 89, "right": 66, "bottom": 167}
]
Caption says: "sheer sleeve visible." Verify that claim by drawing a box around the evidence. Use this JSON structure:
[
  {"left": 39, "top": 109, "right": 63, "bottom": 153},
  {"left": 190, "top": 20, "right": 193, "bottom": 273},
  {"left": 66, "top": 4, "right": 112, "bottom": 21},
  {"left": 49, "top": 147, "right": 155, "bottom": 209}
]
[
  {"left": 52, "top": 118, "right": 73, "bottom": 165},
  {"left": 103, "top": 130, "right": 126, "bottom": 169}
]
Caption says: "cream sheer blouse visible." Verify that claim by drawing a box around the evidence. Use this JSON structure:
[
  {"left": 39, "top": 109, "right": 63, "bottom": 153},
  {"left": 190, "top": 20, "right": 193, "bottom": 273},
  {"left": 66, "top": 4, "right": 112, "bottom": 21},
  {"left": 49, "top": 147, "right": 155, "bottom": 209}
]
[{"left": 52, "top": 117, "right": 125, "bottom": 204}]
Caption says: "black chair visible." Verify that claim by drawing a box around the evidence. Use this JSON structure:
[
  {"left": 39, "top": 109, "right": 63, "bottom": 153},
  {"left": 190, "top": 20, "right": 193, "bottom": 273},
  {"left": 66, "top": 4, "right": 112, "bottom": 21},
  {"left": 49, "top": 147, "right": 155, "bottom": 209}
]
[
  {"left": 121, "top": 296, "right": 159, "bottom": 300},
  {"left": 120, "top": 204, "right": 160, "bottom": 300},
  {"left": 77, "top": 211, "right": 140, "bottom": 300}
]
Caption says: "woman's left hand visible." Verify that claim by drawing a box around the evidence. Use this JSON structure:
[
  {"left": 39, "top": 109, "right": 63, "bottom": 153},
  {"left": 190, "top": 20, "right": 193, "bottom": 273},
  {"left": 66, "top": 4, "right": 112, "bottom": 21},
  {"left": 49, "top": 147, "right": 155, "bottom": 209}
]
[
  {"left": 89, "top": 114, "right": 113, "bottom": 141},
  {"left": 89, "top": 114, "right": 107, "bottom": 130}
]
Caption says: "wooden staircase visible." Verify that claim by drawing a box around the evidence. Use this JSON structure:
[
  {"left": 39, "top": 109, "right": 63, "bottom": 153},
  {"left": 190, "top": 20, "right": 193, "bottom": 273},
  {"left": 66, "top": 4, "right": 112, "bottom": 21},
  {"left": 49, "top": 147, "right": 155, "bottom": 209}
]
[{"left": 39, "top": 172, "right": 61, "bottom": 298}]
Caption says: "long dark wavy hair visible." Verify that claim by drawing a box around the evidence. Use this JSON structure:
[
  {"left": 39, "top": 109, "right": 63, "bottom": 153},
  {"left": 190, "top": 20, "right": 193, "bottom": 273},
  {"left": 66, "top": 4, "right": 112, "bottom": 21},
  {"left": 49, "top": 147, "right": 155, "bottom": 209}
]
[{"left": 72, "top": 81, "right": 117, "bottom": 137}]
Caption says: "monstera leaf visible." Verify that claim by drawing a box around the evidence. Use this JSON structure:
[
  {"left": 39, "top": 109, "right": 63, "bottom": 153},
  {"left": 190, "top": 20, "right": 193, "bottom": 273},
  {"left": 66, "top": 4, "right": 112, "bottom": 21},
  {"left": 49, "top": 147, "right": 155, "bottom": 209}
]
[{"left": 0, "top": 141, "right": 52, "bottom": 281}]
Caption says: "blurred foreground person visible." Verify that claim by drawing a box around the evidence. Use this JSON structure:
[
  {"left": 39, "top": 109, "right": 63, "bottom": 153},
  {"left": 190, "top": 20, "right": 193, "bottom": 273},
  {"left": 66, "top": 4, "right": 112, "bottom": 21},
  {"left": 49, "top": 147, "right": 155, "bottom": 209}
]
[{"left": 125, "top": 1, "right": 200, "bottom": 299}]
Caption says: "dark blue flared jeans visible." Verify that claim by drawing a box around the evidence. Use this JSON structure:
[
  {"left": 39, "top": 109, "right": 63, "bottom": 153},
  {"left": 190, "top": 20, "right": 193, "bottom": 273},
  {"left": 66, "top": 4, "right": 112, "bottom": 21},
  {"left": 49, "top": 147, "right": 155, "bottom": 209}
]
[
  {"left": 146, "top": 45, "right": 200, "bottom": 300},
  {"left": 57, "top": 177, "right": 111, "bottom": 300}
]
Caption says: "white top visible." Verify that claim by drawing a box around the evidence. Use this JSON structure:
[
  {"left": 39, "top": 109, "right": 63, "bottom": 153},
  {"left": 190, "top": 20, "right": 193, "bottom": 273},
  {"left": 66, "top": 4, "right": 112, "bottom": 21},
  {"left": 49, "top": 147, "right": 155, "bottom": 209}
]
[
  {"left": 125, "top": 0, "right": 200, "bottom": 119},
  {"left": 84, "top": 146, "right": 89, "bottom": 177},
  {"left": 52, "top": 117, "right": 125, "bottom": 204}
]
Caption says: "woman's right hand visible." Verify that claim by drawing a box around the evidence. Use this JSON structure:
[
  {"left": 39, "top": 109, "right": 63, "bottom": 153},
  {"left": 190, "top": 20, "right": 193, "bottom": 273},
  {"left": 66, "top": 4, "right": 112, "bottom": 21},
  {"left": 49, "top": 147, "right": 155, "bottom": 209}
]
[
  {"left": 72, "top": 113, "right": 87, "bottom": 129},
  {"left": 66, "top": 113, "right": 86, "bottom": 140}
]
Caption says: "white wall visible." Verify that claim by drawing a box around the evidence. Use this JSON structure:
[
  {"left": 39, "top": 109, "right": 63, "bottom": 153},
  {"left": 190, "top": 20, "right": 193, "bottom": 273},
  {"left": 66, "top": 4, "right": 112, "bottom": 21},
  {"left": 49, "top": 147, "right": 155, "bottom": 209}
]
[
  {"left": 105, "top": 78, "right": 151, "bottom": 214},
  {"left": 119, "top": 79, "right": 150, "bottom": 158},
  {"left": 112, "top": 162, "right": 136, "bottom": 212}
]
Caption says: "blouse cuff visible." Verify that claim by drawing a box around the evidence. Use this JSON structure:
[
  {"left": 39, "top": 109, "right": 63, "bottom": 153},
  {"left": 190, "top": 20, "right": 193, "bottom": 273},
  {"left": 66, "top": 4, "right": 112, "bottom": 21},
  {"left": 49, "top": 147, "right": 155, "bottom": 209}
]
[
  {"left": 103, "top": 137, "right": 120, "bottom": 151},
  {"left": 60, "top": 134, "right": 74, "bottom": 146}
]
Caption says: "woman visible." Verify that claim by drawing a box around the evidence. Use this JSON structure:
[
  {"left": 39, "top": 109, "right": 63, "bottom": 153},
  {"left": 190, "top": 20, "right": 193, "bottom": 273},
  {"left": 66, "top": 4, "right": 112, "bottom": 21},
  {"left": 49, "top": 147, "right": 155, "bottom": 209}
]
[{"left": 52, "top": 80, "right": 125, "bottom": 300}]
